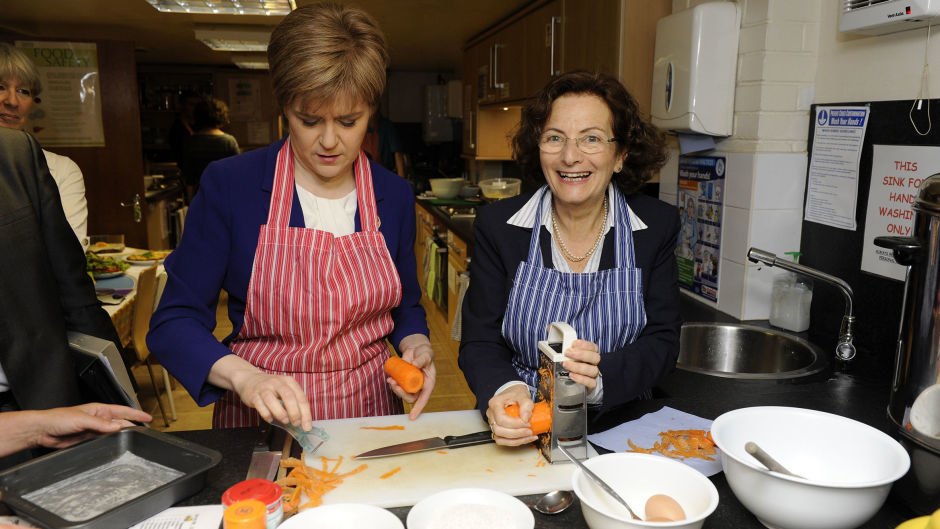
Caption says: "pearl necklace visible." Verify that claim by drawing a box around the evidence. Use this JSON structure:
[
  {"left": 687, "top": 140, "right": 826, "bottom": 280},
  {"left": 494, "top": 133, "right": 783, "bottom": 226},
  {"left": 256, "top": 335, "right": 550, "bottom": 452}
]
[{"left": 551, "top": 195, "right": 609, "bottom": 263}]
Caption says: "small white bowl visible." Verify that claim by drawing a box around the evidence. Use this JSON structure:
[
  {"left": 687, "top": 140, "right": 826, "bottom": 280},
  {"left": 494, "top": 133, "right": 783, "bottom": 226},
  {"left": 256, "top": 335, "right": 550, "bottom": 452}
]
[
  {"left": 279, "top": 503, "right": 403, "bottom": 529},
  {"left": 711, "top": 406, "right": 910, "bottom": 529},
  {"left": 406, "top": 488, "right": 534, "bottom": 529},
  {"left": 429, "top": 178, "right": 465, "bottom": 200},
  {"left": 572, "top": 453, "right": 719, "bottom": 529}
]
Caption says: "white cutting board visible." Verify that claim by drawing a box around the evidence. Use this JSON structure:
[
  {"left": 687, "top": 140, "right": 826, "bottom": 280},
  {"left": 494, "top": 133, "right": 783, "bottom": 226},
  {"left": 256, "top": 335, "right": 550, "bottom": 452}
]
[{"left": 304, "top": 410, "right": 586, "bottom": 508}]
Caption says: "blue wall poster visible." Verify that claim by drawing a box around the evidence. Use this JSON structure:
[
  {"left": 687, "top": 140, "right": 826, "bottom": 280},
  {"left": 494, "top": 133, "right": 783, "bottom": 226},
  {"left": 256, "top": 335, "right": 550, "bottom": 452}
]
[{"left": 676, "top": 155, "right": 726, "bottom": 302}]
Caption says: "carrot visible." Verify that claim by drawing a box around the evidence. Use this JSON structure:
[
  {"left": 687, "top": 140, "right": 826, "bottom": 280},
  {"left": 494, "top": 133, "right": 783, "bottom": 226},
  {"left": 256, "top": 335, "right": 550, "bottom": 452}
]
[
  {"left": 384, "top": 356, "right": 424, "bottom": 393},
  {"left": 626, "top": 429, "right": 717, "bottom": 461},
  {"left": 360, "top": 425, "right": 405, "bottom": 430},
  {"left": 380, "top": 467, "right": 401, "bottom": 479},
  {"left": 504, "top": 401, "right": 552, "bottom": 435},
  {"left": 276, "top": 454, "right": 368, "bottom": 516}
]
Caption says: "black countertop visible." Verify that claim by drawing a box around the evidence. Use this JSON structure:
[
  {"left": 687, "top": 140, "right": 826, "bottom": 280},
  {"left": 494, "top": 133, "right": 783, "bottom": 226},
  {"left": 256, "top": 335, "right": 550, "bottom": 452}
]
[{"left": 416, "top": 199, "right": 475, "bottom": 244}]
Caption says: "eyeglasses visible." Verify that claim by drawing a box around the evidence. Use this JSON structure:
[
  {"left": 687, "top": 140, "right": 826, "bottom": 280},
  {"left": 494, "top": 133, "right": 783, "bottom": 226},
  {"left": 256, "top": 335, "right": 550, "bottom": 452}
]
[{"left": 538, "top": 133, "right": 617, "bottom": 154}]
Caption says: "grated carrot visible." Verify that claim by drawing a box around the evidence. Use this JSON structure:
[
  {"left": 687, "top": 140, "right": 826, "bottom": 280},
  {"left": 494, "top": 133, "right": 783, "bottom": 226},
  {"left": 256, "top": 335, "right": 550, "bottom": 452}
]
[
  {"left": 626, "top": 429, "right": 717, "bottom": 461},
  {"left": 277, "top": 454, "right": 368, "bottom": 515},
  {"left": 437, "top": 450, "right": 448, "bottom": 454},
  {"left": 380, "top": 467, "right": 402, "bottom": 479},
  {"left": 359, "top": 426, "right": 405, "bottom": 430}
]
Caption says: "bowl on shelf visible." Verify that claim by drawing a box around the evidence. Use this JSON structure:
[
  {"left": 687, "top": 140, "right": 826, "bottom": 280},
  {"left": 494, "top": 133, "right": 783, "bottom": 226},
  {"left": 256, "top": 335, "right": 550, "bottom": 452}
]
[
  {"left": 571, "top": 452, "right": 719, "bottom": 529},
  {"left": 711, "top": 406, "right": 910, "bottom": 529},
  {"left": 429, "top": 178, "right": 465, "bottom": 200},
  {"left": 479, "top": 178, "right": 521, "bottom": 199},
  {"left": 459, "top": 185, "right": 481, "bottom": 199}
]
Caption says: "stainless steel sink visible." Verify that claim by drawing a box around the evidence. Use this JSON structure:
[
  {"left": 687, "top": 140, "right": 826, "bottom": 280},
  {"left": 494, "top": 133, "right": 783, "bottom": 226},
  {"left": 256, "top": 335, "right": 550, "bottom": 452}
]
[{"left": 677, "top": 323, "right": 828, "bottom": 380}]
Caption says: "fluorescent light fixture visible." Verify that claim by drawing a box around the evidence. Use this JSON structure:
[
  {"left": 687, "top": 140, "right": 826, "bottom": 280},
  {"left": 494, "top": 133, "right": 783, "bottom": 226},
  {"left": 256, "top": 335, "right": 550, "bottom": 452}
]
[
  {"left": 194, "top": 25, "right": 271, "bottom": 52},
  {"left": 145, "top": 0, "right": 296, "bottom": 15},
  {"left": 232, "top": 53, "right": 269, "bottom": 70}
]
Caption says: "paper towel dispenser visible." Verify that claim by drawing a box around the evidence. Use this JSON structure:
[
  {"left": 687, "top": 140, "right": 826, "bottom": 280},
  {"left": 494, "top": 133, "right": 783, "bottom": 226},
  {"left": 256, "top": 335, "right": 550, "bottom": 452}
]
[{"left": 650, "top": 2, "right": 741, "bottom": 136}]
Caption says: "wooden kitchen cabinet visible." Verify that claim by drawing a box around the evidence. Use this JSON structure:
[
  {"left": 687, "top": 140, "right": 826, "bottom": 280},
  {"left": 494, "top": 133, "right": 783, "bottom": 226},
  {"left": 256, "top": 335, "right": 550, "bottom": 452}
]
[
  {"left": 523, "top": 0, "right": 562, "bottom": 97},
  {"left": 561, "top": 0, "right": 623, "bottom": 80},
  {"left": 446, "top": 230, "right": 470, "bottom": 338}
]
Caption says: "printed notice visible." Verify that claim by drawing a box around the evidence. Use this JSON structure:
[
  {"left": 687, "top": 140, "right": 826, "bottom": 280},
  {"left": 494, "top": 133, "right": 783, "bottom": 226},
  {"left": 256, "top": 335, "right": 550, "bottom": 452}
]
[
  {"left": 861, "top": 145, "right": 940, "bottom": 280},
  {"left": 804, "top": 106, "right": 870, "bottom": 230},
  {"left": 15, "top": 41, "right": 105, "bottom": 147},
  {"left": 676, "top": 155, "right": 726, "bottom": 303}
]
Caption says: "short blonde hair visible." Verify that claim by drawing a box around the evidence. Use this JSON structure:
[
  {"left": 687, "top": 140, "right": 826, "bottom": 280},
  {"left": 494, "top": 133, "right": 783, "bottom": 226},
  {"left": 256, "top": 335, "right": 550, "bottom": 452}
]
[
  {"left": 0, "top": 43, "right": 42, "bottom": 97},
  {"left": 268, "top": 2, "right": 388, "bottom": 111}
]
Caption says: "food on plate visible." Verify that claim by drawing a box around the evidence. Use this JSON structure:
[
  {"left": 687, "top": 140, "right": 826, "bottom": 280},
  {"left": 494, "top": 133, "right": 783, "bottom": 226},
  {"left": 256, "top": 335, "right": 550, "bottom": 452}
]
[
  {"left": 126, "top": 250, "right": 171, "bottom": 262},
  {"left": 383, "top": 356, "right": 424, "bottom": 393},
  {"left": 626, "top": 429, "right": 717, "bottom": 461},
  {"left": 85, "top": 252, "right": 130, "bottom": 276},
  {"left": 277, "top": 455, "right": 367, "bottom": 515},
  {"left": 504, "top": 401, "right": 552, "bottom": 435}
]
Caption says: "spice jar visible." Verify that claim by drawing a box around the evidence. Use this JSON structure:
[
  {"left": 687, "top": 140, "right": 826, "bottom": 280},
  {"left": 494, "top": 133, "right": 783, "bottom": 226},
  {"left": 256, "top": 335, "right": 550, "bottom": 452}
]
[
  {"left": 223, "top": 479, "right": 284, "bottom": 528},
  {"left": 223, "top": 499, "right": 267, "bottom": 529}
]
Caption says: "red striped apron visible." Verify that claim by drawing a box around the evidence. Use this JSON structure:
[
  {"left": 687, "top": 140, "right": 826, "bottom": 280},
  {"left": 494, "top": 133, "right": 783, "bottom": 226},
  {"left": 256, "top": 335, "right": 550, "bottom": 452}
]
[{"left": 212, "top": 140, "right": 403, "bottom": 428}]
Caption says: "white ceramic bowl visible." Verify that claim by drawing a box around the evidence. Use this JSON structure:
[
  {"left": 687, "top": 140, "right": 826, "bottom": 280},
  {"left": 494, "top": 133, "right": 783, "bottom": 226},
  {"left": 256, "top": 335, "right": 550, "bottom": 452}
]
[
  {"left": 279, "top": 503, "right": 403, "bottom": 529},
  {"left": 711, "top": 406, "right": 911, "bottom": 529},
  {"left": 479, "top": 178, "right": 521, "bottom": 199},
  {"left": 406, "top": 487, "right": 534, "bottom": 529},
  {"left": 429, "top": 178, "right": 465, "bottom": 199},
  {"left": 571, "top": 453, "right": 719, "bottom": 529}
]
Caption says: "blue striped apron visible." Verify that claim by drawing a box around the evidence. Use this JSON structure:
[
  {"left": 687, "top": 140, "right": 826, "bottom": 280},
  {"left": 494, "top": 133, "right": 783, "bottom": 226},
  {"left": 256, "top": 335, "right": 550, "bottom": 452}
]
[{"left": 501, "top": 186, "right": 647, "bottom": 392}]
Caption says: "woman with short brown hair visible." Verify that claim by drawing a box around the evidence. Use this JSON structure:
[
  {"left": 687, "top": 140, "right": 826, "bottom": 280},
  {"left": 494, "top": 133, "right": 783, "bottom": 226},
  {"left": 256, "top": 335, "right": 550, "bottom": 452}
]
[{"left": 149, "top": 3, "right": 435, "bottom": 430}]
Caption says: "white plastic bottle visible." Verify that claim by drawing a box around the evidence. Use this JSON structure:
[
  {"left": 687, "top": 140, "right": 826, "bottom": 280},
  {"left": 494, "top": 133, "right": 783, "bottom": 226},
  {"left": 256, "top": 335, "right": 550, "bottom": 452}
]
[{"left": 768, "top": 252, "right": 813, "bottom": 332}]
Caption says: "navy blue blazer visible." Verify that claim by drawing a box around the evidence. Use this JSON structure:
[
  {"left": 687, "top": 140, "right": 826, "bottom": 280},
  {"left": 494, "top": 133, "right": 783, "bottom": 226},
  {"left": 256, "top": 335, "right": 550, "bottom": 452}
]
[
  {"left": 458, "top": 190, "right": 681, "bottom": 416},
  {"left": 148, "top": 138, "right": 428, "bottom": 406}
]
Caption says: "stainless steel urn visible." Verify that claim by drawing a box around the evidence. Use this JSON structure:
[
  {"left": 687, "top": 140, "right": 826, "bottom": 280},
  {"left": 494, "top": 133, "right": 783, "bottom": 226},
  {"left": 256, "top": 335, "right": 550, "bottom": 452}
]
[{"left": 875, "top": 172, "right": 940, "bottom": 514}]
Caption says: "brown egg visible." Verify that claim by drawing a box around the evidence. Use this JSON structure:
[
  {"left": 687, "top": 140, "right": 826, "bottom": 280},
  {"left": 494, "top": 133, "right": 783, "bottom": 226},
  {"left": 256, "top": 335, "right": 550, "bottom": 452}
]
[{"left": 645, "top": 493, "right": 687, "bottom": 522}]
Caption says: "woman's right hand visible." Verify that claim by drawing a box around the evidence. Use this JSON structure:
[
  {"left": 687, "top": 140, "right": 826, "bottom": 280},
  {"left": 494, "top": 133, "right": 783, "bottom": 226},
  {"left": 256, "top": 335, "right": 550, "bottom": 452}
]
[
  {"left": 485, "top": 384, "right": 538, "bottom": 446},
  {"left": 209, "top": 354, "right": 313, "bottom": 431}
]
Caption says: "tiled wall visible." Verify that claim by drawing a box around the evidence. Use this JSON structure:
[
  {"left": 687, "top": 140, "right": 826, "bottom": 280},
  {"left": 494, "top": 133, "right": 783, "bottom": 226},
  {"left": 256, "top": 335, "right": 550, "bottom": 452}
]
[{"left": 660, "top": 0, "right": 823, "bottom": 319}]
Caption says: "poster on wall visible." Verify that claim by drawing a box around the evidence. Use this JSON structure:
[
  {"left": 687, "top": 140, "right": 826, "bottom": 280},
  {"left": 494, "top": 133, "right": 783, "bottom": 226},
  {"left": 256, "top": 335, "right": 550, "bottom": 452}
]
[
  {"left": 16, "top": 41, "right": 105, "bottom": 147},
  {"left": 228, "top": 78, "right": 261, "bottom": 121},
  {"left": 676, "top": 155, "right": 726, "bottom": 302},
  {"left": 804, "top": 105, "right": 870, "bottom": 231},
  {"left": 861, "top": 144, "right": 940, "bottom": 281}
]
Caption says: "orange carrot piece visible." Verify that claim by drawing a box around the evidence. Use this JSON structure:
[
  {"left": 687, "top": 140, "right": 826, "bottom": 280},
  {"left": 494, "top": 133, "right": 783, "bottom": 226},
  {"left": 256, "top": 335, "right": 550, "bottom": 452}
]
[
  {"left": 384, "top": 356, "right": 424, "bottom": 393},
  {"left": 504, "top": 401, "right": 552, "bottom": 435},
  {"left": 360, "top": 425, "right": 406, "bottom": 430},
  {"left": 380, "top": 467, "right": 402, "bottom": 479}
]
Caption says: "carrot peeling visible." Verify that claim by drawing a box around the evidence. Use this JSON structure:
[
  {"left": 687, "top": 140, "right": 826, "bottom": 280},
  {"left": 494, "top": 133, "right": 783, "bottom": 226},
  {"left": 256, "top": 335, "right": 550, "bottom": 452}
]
[
  {"left": 276, "top": 454, "right": 368, "bottom": 516},
  {"left": 380, "top": 467, "right": 401, "bottom": 479},
  {"left": 626, "top": 429, "right": 717, "bottom": 461},
  {"left": 360, "top": 425, "right": 406, "bottom": 430}
]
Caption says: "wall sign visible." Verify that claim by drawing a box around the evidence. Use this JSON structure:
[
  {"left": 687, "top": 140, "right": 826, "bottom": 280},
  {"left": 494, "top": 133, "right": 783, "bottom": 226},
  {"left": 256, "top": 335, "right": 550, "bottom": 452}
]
[
  {"left": 861, "top": 144, "right": 940, "bottom": 280},
  {"left": 16, "top": 41, "right": 105, "bottom": 147},
  {"left": 676, "top": 155, "right": 726, "bottom": 302}
]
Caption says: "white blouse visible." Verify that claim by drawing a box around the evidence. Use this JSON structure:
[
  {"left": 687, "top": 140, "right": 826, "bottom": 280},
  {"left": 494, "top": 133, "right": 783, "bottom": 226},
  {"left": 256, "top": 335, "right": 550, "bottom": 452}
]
[{"left": 295, "top": 184, "right": 357, "bottom": 236}]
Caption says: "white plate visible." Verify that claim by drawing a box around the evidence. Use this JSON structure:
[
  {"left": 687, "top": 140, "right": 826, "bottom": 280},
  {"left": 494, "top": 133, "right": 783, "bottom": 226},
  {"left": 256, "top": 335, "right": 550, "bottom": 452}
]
[
  {"left": 279, "top": 503, "right": 403, "bottom": 529},
  {"left": 125, "top": 251, "right": 171, "bottom": 266},
  {"left": 92, "top": 271, "right": 124, "bottom": 279},
  {"left": 406, "top": 488, "right": 534, "bottom": 529}
]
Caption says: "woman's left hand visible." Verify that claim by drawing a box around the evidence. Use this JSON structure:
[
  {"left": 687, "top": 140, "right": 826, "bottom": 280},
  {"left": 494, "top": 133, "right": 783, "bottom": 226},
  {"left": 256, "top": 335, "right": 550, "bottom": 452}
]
[
  {"left": 563, "top": 339, "right": 602, "bottom": 391},
  {"left": 393, "top": 334, "right": 437, "bottom": 420}
]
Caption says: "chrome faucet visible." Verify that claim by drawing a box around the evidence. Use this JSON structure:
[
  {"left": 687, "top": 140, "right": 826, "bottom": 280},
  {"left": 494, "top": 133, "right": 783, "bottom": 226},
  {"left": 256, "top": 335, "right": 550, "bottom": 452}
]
[{"left": 747, "top": 247, "right": 857, "bottom": 361}]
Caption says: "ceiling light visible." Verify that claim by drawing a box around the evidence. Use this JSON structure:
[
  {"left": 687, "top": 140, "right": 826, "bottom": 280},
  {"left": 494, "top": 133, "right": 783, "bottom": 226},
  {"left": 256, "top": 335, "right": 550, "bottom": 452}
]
[
  {"left": 145, "top": 0, "right": 296, "bottom": 16},
  {"left": 232, "top": 53, "right": 269, "bottom": 70},
  {"left": 194, "top": 25, "right": 271, "bottom": 52}
]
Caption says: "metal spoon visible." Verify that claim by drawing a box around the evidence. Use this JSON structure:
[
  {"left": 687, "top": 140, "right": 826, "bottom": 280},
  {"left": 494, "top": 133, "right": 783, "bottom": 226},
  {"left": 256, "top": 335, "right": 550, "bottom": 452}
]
[
  {"left": 531, "top": 490, "right": 575, "bottom": 515},
  {"left": 558, "top": 444, "right": 641, "bottom": 520},
  {"left": 745, "top": 441, "right": 804, "bottom": 478}
]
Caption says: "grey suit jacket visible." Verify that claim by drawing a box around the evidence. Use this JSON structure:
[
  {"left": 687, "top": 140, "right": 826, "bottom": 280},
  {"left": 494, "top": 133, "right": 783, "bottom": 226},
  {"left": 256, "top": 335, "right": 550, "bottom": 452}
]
[{"left": 0, "top": 127, "right": 122, "bottom": 410}]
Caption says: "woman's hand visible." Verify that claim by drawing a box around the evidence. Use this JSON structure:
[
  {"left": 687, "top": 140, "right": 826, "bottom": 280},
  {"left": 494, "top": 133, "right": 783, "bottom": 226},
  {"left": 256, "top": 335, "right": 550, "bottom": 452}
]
[
  {"left": 209, "top": 354, "right": 313, "bottom": 431},
  {"left": 562, "top": 339, "right": 602, "bottom": 391},
  {"left": 394, "top": 334, "right": 437, "bottom": 420},
  {"left": 486, "top": 384, "right": 538, "bottom": 446}
]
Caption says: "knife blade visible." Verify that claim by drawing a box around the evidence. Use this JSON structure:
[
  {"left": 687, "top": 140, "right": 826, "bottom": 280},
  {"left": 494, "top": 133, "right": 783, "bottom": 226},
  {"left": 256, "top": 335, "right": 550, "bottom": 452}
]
[
  {"left": 353, "top": 430, "right": 494, "bottom": 459},
  {"left": 246, "top": 423, "right": 283, "bottom": 481}
]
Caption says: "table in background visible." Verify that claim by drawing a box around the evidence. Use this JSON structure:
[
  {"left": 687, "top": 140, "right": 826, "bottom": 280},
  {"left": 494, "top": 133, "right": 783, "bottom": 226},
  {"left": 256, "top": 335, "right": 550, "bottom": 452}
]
[{"left": 98, "top": 248, "right": 164, "bottom": 347}]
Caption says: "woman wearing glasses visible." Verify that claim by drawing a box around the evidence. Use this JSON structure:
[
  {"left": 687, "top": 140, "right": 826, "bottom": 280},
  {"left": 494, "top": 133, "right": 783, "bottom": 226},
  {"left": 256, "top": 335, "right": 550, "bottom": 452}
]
[{"left": 459, "top": 71, "right": 680, "bottom": 445}]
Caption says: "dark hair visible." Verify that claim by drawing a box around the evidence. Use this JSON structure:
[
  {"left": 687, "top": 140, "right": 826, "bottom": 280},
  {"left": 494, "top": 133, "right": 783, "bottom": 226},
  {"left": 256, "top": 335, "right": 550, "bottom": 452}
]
[
  {"left": 512, "top": 71, "right": 667, "bottom": 196},
  {"left": 193, "top": 97, "right": 230, "bottom": 131}
]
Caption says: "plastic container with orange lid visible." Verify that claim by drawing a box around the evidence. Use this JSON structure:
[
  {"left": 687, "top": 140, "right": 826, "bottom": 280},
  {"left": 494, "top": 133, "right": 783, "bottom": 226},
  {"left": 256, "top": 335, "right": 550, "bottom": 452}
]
[
  {"left": 223, "top": 479, "right": 283, "bottom": 528},
  {"left": 223, "top": 499, "right": 266, "bottom": 529}
]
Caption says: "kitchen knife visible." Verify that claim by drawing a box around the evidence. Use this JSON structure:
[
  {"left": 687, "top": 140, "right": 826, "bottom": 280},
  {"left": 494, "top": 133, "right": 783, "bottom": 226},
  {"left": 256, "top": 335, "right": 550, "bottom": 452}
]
[
  {"left": 352, "top": 430, "right": 493, "bottom": 459},
  {"left": 246, "top": 423, "right": 283, "bottom": 481}
]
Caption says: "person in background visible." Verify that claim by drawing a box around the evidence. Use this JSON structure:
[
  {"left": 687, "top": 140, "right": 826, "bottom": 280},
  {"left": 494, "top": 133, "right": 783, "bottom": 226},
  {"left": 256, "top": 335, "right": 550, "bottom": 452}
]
[
  {"left": 459, "top": 71, "right": 681, "bottom": 446},
  {"left": 179, "top": 96, "right": 240, "bottom": 199},
  {"left": 0, "top": 126, "right": 129, "bottom": 465},
  {"left": 148, "top": 2, "right": 435, "bottom": 431},
  {"left": 362, "top": 111, "right": 405, "bottom": 177},
  {"left": 0, "top": 42, "right": 88, "bottom": 249},
  {"left": 167, "top": 90, "right": 201, "bottom": 165}
]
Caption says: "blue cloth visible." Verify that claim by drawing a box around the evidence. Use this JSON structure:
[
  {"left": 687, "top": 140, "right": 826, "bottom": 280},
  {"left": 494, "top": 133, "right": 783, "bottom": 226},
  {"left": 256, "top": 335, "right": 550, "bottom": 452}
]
[
  {"left": 147, "top": 138, "right": 428, "bottom": 406},
  {"left": 501, "top": 186, "right": 647, "bottom": 390}
]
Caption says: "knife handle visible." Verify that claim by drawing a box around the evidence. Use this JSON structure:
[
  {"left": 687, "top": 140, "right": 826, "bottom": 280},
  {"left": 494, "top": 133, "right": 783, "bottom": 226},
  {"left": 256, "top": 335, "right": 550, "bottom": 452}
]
[{"left": 443, "top": 430, "right": 494, "bottom": 447}]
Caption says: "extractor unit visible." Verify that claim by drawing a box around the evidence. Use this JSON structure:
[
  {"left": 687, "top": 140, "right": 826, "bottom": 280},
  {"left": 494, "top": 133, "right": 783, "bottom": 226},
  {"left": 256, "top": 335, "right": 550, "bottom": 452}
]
[{"left": 839, "top": 0, "right": 940, "bottom": 35}]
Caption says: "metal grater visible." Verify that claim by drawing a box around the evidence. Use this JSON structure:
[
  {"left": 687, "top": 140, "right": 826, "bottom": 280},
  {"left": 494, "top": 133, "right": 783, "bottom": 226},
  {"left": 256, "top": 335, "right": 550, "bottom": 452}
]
[{"left": 536, "top": 322, "right": 588, "bottom": 464}]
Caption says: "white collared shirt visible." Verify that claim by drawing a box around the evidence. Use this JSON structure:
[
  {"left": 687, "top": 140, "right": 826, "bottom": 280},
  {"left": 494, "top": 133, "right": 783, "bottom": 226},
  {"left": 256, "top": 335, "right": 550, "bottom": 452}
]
[{"left": 295, "top": 185, "right": 357, "bottom": 236}]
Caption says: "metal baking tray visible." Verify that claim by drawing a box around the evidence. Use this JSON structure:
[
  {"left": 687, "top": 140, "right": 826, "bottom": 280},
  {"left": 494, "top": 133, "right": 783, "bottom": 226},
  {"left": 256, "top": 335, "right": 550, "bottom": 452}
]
[{"left": 0, "top": 427, "right": 221, "bottom": 529}]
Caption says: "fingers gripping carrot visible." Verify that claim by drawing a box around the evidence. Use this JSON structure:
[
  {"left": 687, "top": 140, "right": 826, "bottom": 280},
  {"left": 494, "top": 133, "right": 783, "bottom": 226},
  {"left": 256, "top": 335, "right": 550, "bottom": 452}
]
[
  {"left": 384, "top": 356, "right": 424, "bottom": 393},
  {"left": 504, "top": 402, "right": 552, "bottom": 435}
]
